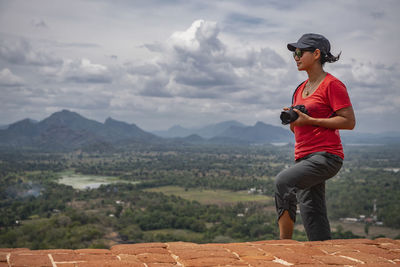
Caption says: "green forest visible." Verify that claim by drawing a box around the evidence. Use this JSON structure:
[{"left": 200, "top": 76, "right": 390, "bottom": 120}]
[{"left": 0, "top": 144, "right": 399, "bottom": 249}]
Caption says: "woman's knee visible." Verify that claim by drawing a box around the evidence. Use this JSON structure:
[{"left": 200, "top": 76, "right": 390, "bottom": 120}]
[
  {"left": 275, "top": 169, "right": 294, "bottom": 190},
  {"left": 274, "top": 172, "right": 285, "bottom": 191}
]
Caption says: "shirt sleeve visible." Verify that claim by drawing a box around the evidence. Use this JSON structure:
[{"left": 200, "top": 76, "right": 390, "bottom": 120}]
[{"left": 327, "top": 79, "right": 352, "bottom": 112}]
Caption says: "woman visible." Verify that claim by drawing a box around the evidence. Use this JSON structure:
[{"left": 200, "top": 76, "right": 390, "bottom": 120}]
[{"left": 275, "top": 33, "right": 356, "bottom": 241}]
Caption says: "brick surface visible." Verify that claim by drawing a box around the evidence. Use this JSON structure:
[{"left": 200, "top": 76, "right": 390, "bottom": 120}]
[
  {"left": 312, "top": 254, "right": 360, "bottom": 265},
  {"left": 52, "top": 253, "right": 118, "bottom": 262},
  {"left": 171, "top": 248, "right": 237, "bottom": 260},
  {"left": 136, "top": 253, "right": 177, "bottom": 264},
  {"left": 338, "top": 251, "right": 395, "bottom": 264},
  {"left": 274, "top": 250, "right": 319, "bottom": 265},
  {"left": 10, "top": 253, "right": 53, "bottom": 267},
  {"left": 2, "top": 238, "right": 400, "bottom": 266},
  {"left": 76, "top": 260, "right": 144, "bottom": 267},
  {"left": 0, "top": 252, "right": 8, "bottom": 262},
  {"left": 178, "top": 256, "right": 244, "bottom": 267},
  {"left": 146, "top": 264, "right": 180, "bottom": 267},
  {"left": 75, "top": 248, "right": 112, "bottom": 254},
  {"left": 240, "top": 258, "right": 283, "bottom": 267},
  {"left": 55, "top": 264, "right": 76, "bottom": 267},
  {"left": 111, "top": 243, "right": 169, "bottom": 255},
  {"left": 223, "top": 244, "right": 270, "bottom": 258},
  {"left": 0, "top": 248, "right": 29, "bottom": 253}
]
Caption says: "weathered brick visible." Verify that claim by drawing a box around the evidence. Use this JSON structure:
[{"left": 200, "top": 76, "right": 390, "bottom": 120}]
[
  {"left": 222, "top": 244, "right": 267, "bottom": 257},
  {"left": 372, "top": 238, "right": 400, "bottom": 244},
  {"left": 286, "top": 244, "right": 326, "bottom": 256},
  {"left": 168, "top": 244, "right": 217, "bottom": 252},
  {"left": 0, "top": 248, "right": 29, "bottom": 253},
  {"left": 361, "top": 264, "right": 400, "bottom": 267},
  {"left": 179, "top": 256, "right": 243, "bottom": 267},
  {"left": 240, "top": 255, "right": 275, "bottom": 262},
  {"left": 239, "top": 258, "right": 283, "bottom": 267},
  {"left": 10, "top": 254, "right": 53, "bottom": 267},
  {"left": 111, "top": 244, "right": 168, "bottom": 255},
  {"left": 136, "top": 253, "right": 176, "bottom": 264},
  {"left": 338, "top": 251, "right": 394, "bottom": 265},
  {"left": 52, "top": 253, "right": 118, "bottom": 262},
  {"left": 76, "top": 260, "right": 144, "bottom": 267},
  {"left": 54, "top": 264, "right": 76, "bottom": 267},
  {"left": 251, "top": 239, "right": 300, "bottom": 245},
  {"left": 13, "top": 249, "right": 74, "bottom": 255},
  {"left": 255, "top": 244, "right": 293, "bottom": 255},
  {"left": 75, "top": 249, "right": 111, "bottom": 254},
  {"left": 0, "top": 252, "right": 8, "bottom": 262},
  {"left": 311, "top": 244, "right": 348, "bottom": 254},
  {"left": 171, "top": 249, "right": 237, "bottom": 260},
  {"left": 326, "top": 238, "right": 374, "bottom": 245},
  {"left": 166, "top": 242, "right": 198, "bottom": 250},
  {"left": 377, "top": 242, "right": 400, "bottom": 250},
  {"left": 146, "top": 264, "right": 180, "bottom": 267},
  {"left": 312, "top": 254, "right": 360, "bottom": 265},
  {"left": 117, "top": 254, "right": 142, "bottom": 263},
  {"left": 273, "top": 250, "right": 318, "bottom": 265}
]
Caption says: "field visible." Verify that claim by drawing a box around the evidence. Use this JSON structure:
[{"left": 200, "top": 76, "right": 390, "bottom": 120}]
[{"left": 145, "top": 186, "right": 272, "bottom": 205}]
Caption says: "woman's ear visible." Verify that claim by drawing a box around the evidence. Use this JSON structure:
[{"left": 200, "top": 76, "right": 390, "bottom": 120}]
[
  {"left": 314, "top": 49, "right": 321, "bottom": 60},
  {"left": 313, "top": 49, "right": 323, "bottom": 65}
]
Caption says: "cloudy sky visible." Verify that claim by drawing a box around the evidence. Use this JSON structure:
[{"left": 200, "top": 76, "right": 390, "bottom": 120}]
[{"left": 0, "top": 0, "right": 399, "bottom": 133}]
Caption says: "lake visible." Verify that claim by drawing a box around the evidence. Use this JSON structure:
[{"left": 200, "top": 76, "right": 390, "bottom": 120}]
[{"left": 58, "top": 172, "right": 136, "bottom": 190}]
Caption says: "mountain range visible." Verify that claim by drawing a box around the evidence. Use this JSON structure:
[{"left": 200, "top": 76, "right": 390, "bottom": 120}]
[
  {"left": 0, "top": 110, "right": 293, "bottom": 151},
  {"left": 0, "top": 110, "right": 399, "bottom": 152},
  {"left": 0, "top": 110, "right": 160, "bottom": 151}
]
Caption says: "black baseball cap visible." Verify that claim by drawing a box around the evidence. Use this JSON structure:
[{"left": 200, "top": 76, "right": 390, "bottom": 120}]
[{"left": 287, "top": 33, "right": 331, "bottom": 55}]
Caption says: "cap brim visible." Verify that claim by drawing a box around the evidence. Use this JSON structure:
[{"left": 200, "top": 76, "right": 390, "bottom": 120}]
[{"left": 287, "top": 42, "right": 312, "bottom": 51}]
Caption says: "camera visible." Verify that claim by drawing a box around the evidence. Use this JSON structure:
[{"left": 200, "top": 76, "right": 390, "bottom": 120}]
[{"left": 280, "top": 105, "right": 308, "bottom": 125}]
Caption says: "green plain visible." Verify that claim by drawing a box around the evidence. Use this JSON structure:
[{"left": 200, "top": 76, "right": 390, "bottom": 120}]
[{"left": 145, "top": 186, "right": 272, "bottom": 205}]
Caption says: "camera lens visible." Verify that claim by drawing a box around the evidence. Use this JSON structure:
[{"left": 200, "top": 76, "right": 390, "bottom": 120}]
[
  {"left": 280, "top": 109, "right": 299, "bottom": 125},
  {"left": 280, "top": 111, "right": 293, "bottom": 125}
]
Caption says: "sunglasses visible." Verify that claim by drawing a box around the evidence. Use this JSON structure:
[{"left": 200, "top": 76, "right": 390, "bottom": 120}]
[{"left": 293, "top": 48, "right": 316, "bottom": 59}]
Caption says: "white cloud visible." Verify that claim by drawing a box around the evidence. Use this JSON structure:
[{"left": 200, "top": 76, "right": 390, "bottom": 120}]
[
  {"left": 125, "top": 19, "right": 288, "bottom": 105},
  {"left": 0, "top": 38, "right": 62, "bottom": 67},
  {"left": 0, "top": 68, "right": 24, "bottom": 86},
  {"left": 59, "top": 58, "right": 112, "bottom": 83}
]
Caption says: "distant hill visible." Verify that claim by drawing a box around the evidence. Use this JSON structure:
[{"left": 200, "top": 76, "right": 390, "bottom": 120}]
[
  {"left": 155, "top": 125, "right": 193, "bottom": 138},
  {"left": 196, "top": 120, "right": 247, "bottom": 138},
  {"left": 217, "top": 121, "right": 292, "bottom": 144},
  {"left": 0, "top": 110, "right": 160, "bottom": 151},
  {"left": 153, "top": 120, "right": 246, "bottom": 138},
  {"left": 0, "top": 119, "right": 38, "bottom": 130}
]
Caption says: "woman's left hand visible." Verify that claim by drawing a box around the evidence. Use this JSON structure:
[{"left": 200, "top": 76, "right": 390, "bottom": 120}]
[{"left": 291, "top": 108, "right": 313, "bottom": 127}]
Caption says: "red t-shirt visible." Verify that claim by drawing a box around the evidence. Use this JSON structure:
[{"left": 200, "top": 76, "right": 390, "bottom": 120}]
[{"left": 292, "top": 73, "right": 352, "bottom": 160}]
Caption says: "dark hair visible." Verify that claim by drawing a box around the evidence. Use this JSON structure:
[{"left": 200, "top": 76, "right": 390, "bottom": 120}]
[{"left": 320, "top": 51, "right": 341, "bottom": 65}]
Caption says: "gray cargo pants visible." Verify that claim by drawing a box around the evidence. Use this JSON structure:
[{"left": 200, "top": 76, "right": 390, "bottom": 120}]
[{"left": 274, "top": 152, "right": 343, "bottom": 241}]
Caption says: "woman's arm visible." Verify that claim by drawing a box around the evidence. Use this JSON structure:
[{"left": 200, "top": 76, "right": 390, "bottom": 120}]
[{"left": 291, "top": 106, "right": 356, "bottom": 130}]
